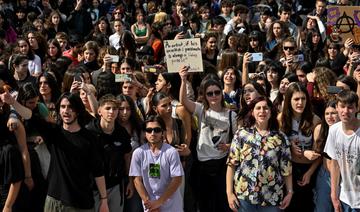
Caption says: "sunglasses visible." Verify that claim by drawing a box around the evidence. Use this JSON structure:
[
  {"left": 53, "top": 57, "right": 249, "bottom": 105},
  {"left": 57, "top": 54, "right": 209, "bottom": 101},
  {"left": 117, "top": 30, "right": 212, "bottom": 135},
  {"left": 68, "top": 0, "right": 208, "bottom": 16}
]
[
  {"left": 283, "top": 46, "right": 295, "bottom": 51},
  {"left": 206, "top": 90, "right": 221, "bottom": 97},
  {"left": 145, "top": 127, "right": 162, "bottom": 133}
]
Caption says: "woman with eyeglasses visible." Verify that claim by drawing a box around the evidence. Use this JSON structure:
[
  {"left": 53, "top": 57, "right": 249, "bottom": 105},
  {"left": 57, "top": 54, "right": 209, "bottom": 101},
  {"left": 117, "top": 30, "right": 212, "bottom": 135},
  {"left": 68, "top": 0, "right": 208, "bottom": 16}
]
[
  {"left": 129, "top": 115, "right": 184, "bottom": 212},
  {"left": 278, "top": 82, "right": 321, "bottom": 212},
  {"left": 226, "top": 96, "right": 293, "bottom": 212},
  {"left": 179, "top": 66, "right": 236, "bottom": 212}
]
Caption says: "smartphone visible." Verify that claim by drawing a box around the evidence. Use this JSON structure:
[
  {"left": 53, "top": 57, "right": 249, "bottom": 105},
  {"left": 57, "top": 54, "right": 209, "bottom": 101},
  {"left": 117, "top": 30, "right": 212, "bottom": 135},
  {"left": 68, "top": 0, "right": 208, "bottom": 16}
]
[
  {"left": 250, "top": 53, "right": 263, "bottom": 62},
  {"left": 115, "top": 74, "right": 132, "bottom": 82},
  {"left": 327, "top": 86, "right": 342, "bottom": 94},
  {"left": 74, "top": 73, "right": 82, "bottom": 82},
  {"left": 293, "top": 54, "right": 304, "bottom": 63},
  {"left": 109, "top": 55, "right": 120, "bottom": 63},
  {"left": 143, "top": 65, "right": 160, "bottom": 73}
]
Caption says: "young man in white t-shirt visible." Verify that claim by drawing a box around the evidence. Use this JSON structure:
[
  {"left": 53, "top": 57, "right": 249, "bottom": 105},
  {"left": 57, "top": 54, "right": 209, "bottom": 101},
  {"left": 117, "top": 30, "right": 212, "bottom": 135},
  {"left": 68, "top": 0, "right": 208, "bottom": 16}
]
[{"left": 324, "top": 90, "right": 360, "bottom": 211}]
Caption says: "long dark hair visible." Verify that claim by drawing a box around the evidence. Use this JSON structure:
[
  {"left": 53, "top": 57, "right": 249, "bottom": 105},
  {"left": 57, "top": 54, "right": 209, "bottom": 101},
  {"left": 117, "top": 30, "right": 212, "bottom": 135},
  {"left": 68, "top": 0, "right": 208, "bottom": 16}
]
[
  {"left": 37, "top": 71, "right": 61, "bottom": 104},
  {"left": 17, "top": 37, "right": 35, "bottom": 60},
  {"left": 314, "top": 100, "right": 337, "bottom": 153},
  {"left": 243, "top": 96, "right": 279, "bottom": 131},
  {"left": 55, "top": 92, "right": 87, "bottom": 127},
  {"left": 159, "top": 73, "right": 181, "bottom": 100},
  {"left": 281, "top": 82, "right": 314, "bottom": 136},
  {"left": 116, "top": 94, "right": 143, "bottom": 138}
]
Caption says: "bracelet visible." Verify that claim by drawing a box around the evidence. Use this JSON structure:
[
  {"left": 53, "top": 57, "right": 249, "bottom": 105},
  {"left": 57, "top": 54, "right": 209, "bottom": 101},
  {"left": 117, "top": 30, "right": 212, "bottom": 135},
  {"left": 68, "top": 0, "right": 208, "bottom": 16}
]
[
  {"left": 100, "top": 196, "right": 107, "bottom": 200},
  {"left": 287, "top": 189, "right": 294, "bottom": 194}
]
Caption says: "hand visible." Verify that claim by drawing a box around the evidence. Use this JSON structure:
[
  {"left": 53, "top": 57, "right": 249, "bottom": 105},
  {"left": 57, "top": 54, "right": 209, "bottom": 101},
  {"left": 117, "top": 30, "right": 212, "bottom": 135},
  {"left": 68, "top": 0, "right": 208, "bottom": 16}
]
[
  {"left": 70, "top": 80, "right": 81, "bottom": 93},
  {"left": 227, "top": 192, "right": 240, "bottom": 211},
  {"left": 176, "top": 144, "right": 191, "bottom": 156},
  {"left": 243, "top": 52, "right": 251, "bottom": 65},
  {"left": 98, "top": 199, "right": 109, "bottom": 212},
  {"left": 307, "top": 15, "right": 319, "bottom": 21},
  {"left": 217, "top": 143, "right": 230, "bottom": 152},
  {"left": 126, "top": 182, "right": 134, "bottom": 199},
  {"left": 306, "top": 72, "right": 315, "bottom": 83},
  {"left": 279, "top": 192, "right": 293, "bottom": 209},
  {"left": 80, "top": 82, "right": 90, "bottom": 95},
  {"left": 75, "top": 0, "right": 83, "bottom": 10},
  {"left": 286, "top": 55, "right": 294, "bottom": 67},
  {"left": 179, "top": 66, "right": 189, "bottom": 81},
  {"left": 304, "top": 150, "right": 321, "bottom": 160},
  {"left": 297, "top": 170, "right": 312, "bottom": 186},
  {"left": 344, "top": 38, "right": 354, "bottom": 49},
  {"left": 350, "top": 52, "right": 360, "bottom": 64},
  {"left": 144, "top": 199, "right": 162, "bottom": 211},
  {"left": 331, "top": 196, "right": 342, "bottom": 212},
  {"left": 24, "top": 177, "right": 34, "bottom": 191},
  {"left": 0, "top": 87, "right": 15, "bottom": 105},
  {"left": 103, "top": 54, "right": 112, "bottom": 65},
  {"left": 29, "top": 136, "right": 44, "bottom": 144},
  {"left": 174, "top": 32, "right": 186, "bottom": 40},
  {"left": 7, "top": 118, "right": 19, "bottom": 131},
  {"left": 290, "top": 139, "right": 302, "bottom": 157}
]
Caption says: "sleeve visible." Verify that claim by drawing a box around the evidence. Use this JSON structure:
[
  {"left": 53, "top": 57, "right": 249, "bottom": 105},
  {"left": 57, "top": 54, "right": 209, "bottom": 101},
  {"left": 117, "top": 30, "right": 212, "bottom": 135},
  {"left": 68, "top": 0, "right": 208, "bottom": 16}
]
[
  {"left": 169, "top": 148, "right": 184, "bottom": 177},
  {"left": 3, "top": 144, "right": 24, "bottom": 184},
  {"left": 316, "top": 18, "right": 326, "bottom": 42},
  {"left": 279, "top": 133, "right": 292, "bottom": 176},
  {"left": 223, "top": 23, "right": 232, "bottom": 35},
  {"left": 129, "top": 148, "right": 143, "bottom": 177},
  {"left": 89, "top": 132, "right": 104, "bottom": 178},
  {"left": 226, "top": 129, "right": 242, "bottom": 167},
  {"left": 33, "top": 55, "right": 42, "bottom": 75},
  {"left": 324, "top": 125, "right": 337, "bottom": 160},
  {"left": 231, "top": 111, "right": 237, "bottom": 135}
]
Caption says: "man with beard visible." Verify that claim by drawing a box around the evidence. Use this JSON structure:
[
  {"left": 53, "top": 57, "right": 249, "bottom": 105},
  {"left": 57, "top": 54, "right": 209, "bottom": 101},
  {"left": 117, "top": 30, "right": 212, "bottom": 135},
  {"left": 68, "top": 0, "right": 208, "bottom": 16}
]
[{"left": 38, "top": 92, "right": 108, "bottom": 212}]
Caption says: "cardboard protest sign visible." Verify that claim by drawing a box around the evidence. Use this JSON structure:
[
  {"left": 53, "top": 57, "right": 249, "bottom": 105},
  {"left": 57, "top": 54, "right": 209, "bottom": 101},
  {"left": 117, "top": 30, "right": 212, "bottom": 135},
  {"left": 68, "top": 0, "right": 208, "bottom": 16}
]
[
  {"left": 327, "top": 6, "right": 360, "bottom": 44},
  {"left": 164, "top": 38, "right": 203, "bottom": 72}
]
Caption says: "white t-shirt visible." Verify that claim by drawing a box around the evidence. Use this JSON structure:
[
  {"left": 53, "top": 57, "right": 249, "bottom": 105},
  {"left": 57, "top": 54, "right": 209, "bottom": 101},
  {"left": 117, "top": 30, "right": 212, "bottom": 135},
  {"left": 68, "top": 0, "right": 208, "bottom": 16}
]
[
  {"left": 129, "top": 143, "right": 184, "bottom": 211},
  {"left": 109, "top": 33, "right": 121, "bottom": 50},
  {"left": 28, "top": 54, "right": 42, "bottom": 76},
  {"left": 324, "top": 121, "right": 360, "bottom": 209},
  {"left": 194, "top": 102, "right": 237, "bottom": 161}
]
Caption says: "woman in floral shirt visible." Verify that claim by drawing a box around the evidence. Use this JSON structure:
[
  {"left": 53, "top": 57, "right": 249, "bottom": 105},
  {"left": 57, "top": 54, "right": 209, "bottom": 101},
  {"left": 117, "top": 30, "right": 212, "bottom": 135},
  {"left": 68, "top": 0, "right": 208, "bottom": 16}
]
[{"left": 226, "top": 96, "right": 293, "bottom": 211}]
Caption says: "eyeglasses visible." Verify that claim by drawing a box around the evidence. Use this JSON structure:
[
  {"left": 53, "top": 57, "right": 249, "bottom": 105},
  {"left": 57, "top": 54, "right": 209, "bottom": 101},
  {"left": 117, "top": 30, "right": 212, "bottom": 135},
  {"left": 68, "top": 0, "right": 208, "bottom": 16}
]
[
  {"left": 145, "top": 127, "right": 162, "bottom": 133},
  {"left": 283, "top": 46, "right": 295, "bottom": 51},
  {"left": 166, "top": 22, "right": 172, "bottom": 25},
  {"left": 206, "top": 90, "right": 221, "bottom": 97}
]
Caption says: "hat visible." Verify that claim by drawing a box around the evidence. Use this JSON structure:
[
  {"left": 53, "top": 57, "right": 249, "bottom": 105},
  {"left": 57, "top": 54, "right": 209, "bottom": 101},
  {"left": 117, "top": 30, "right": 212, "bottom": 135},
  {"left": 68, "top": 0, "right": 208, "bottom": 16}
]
[{"left": 249, "top": 31, "right": 261, "bottom": 39}]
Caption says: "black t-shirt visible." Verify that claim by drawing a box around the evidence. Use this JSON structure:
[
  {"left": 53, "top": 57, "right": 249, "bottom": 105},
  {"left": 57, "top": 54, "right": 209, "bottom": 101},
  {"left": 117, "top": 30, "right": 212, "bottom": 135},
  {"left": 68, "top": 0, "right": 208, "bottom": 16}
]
[
  {"left": 0, "top": 111, "right": 24, "bottom": 208},
  {"left": 86, "top": 119, "right": 132, "bottom": 188},
  {"left": 40, "top": 124, "right": 104, "bottom": 209}
]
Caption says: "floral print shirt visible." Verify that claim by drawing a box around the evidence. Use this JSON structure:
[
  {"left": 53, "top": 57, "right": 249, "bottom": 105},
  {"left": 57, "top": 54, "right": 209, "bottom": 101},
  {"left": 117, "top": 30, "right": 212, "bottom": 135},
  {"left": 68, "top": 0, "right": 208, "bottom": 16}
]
[{"left": 227, "top": 127, "right": 292, "bottom": 206}]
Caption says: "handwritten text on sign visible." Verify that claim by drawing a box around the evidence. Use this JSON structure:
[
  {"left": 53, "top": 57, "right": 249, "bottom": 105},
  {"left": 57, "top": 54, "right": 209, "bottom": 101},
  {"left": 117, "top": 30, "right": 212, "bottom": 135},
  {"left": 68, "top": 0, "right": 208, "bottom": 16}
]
[{"left": 164, "top": 38, "right": 203, "bottom": 72}]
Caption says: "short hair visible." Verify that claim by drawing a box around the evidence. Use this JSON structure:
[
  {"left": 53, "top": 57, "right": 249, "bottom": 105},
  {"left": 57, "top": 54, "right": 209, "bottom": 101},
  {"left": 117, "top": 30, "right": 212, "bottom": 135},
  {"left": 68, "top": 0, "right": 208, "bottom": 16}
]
[
  {"left": 233, "top": 4, "right": 249, "bottom": 16},
  {"left": 55, "top": 32, "right": 68, "bottom": 41},
  {"left": 336, "top": 90, "right": 359, "bottom": 107},
  {"left": 98, "top": 94, "right": 117, "bottom": 107},
  {"left": 279, "top": 4, "right": 292, "bottom": 13},
  {"left": 337, "top": 75, "right": 357, "bottom": 92},
  {"left": 143, "top": 115, "right": 166, "bottom": 131}
]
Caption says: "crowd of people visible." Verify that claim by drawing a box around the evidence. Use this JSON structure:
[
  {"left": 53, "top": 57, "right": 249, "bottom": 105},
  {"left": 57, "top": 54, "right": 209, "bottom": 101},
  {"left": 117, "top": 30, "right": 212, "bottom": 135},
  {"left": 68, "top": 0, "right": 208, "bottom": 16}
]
[{"left": 0, "top": 0, "right": 360, "bottom": 211}]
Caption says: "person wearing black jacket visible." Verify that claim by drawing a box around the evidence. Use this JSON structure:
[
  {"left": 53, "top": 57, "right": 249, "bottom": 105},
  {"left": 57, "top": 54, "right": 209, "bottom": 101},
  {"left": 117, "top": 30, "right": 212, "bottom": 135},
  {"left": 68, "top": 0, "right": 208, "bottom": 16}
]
[
  {"left": 66, "top": 0, "right": 93, "bottom": 38},
  {"left": 86, "top": 94, "right": 132, "bottom": 212},
  {"left": 37, "top": 92, "right": 109, "bottom": 212}
]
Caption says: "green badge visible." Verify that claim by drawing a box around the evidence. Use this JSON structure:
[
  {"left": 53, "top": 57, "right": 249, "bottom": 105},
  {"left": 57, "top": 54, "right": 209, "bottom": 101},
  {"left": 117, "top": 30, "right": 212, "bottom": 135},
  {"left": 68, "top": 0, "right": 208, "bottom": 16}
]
[{"left": 149, "top": 163, "right": 160, "bottom": 178}]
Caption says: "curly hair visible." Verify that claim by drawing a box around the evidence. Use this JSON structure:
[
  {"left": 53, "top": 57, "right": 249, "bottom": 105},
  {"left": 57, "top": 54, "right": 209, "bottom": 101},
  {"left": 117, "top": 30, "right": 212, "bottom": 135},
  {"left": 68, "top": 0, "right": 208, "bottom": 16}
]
[{"left": 313, "top": 66, "right": 337, "bottom": 102}]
